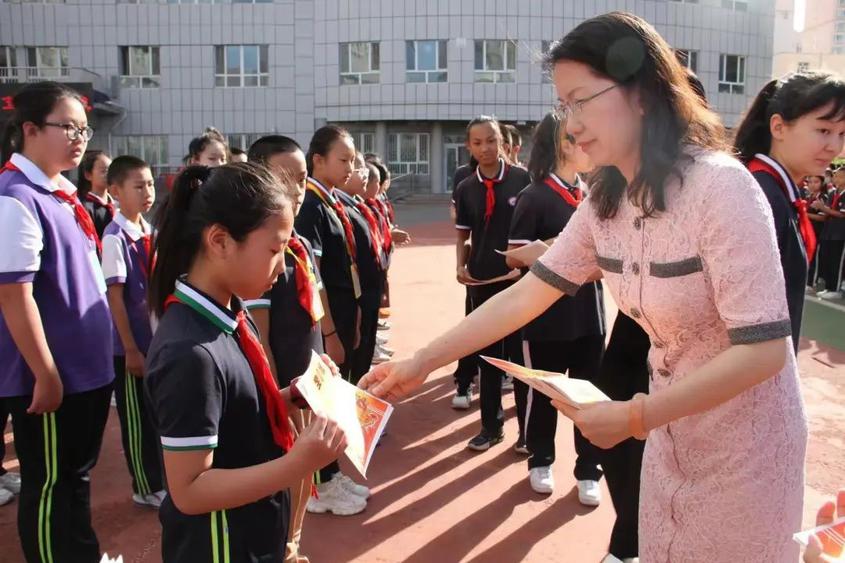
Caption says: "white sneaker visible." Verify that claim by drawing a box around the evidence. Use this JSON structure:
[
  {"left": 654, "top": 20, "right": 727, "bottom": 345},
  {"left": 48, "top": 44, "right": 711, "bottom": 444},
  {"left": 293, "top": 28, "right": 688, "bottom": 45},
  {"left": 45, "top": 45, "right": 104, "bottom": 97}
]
[
  {"left": 600, "top": 556, "right": 639, "bottom": 563},
  {"left": 501, "top": 375, "right": 514, "bottom": 391},
  {"left": 577, "top": 479, "right": 601, "bottom": 507},
  {"left": 529, "top": 466, "right": 554, "bottom": 494},
  {"left": 451, "top": 390, "right": 472, "bottom": 410},
  {"left": 307, "top": 478, "right": 366, "bottom": 516},
  {"left": 818, "top": 290, "right": 841, "bottom": 300},
  {"left": 377, "top": 320, "right": 391, "bottom": 331},
  {"left": 133, "top": 489, "right": 167, "bottom": 508},
  {"left": 0, "top": 487, "right": 13, "bottom": 506},
  {"left": 376, "top": 334, "right": 389, "bottom": 345},
  {"left": 375, "top": 343, "right": 394, "bottom": 357},
  {"left": 334, "top": 472, "right": 371, "bottom": 499},
  {"left": 371, "top": 349, "right": 391, "bottom": 365},
  {"left": 0, "top": 471, "right": 21, "bottom": 494}
]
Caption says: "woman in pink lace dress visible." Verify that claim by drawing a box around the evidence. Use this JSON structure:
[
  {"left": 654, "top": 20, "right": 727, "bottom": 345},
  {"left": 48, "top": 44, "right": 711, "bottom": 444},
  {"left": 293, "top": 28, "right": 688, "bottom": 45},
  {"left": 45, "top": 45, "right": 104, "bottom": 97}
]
[{"left": 360, "top": 12, "right": 807, "bottom": 563}]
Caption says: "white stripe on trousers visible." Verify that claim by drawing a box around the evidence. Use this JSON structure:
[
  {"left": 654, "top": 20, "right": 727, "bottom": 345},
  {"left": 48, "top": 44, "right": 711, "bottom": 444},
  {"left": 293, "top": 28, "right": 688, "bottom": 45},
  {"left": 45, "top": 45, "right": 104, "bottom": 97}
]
[{"left": 522, "top": 340, "right": 534, "bottom": 444}]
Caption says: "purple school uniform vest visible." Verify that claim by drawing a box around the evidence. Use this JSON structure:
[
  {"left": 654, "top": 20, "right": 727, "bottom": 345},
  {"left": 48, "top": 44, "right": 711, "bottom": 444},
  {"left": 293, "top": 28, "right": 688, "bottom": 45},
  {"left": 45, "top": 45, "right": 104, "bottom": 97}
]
[
  {"left": 0, "top": 170, "right": 114, "bottom": 397},
  {"left": 102, "top": 219, "right": 154, "bottom": 356}
]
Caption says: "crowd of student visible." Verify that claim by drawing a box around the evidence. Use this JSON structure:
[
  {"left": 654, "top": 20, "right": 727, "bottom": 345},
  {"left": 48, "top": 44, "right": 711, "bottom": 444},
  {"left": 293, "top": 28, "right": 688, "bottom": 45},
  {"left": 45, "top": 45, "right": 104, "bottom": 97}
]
[{"left": 1, "top": 9, "right": 845, "bottom": 563}]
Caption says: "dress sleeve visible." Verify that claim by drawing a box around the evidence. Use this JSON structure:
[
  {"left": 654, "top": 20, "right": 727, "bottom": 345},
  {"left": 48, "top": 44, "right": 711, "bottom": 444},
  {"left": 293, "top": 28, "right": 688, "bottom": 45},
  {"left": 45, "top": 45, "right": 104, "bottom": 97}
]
[
  {"left": 699, "top": 162, "right": 792, "bottom": 345},
  {"left": 530, "top": 200, "right": 598, "bottom": 296}
]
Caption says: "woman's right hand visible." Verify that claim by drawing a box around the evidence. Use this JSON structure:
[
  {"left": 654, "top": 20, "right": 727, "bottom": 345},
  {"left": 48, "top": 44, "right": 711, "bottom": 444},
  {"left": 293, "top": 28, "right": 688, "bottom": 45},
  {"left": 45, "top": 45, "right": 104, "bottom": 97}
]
[
  {"left": 804, "top": 490, "right": 845, "bottom": 562},
  {"left": 293, "top": 415, "right": 347, "bottom": 470},
  {"left": 358, "top": 357, "right": 428, "bottom": 401},
  {"left": 456, "top": 265, "right": 477, "bottom": 285},
  {"left": 28, "top": 370, "right": 63, "bottom": 414},
  {"left": 324, "top": 333, "right": 346, "bottom": 366}
]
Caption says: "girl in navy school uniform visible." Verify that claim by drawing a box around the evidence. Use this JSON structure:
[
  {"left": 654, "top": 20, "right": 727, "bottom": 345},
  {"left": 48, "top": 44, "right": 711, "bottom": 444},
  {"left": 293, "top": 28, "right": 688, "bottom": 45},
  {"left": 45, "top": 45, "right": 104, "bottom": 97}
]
[
  {"left": 144, "top": 162, "right": 347, "bottom": 563},
  {"left": 0, "top": 81, "right": 115, "bottom": 563},
  {"left": 294, "top": 126, "right": 368, "bottom": 516},
  {"left": 734, "top": 71, "right": 845, "bottom": 351},
  {"left": 77, "top": 149, "right": 115, "bottom": 240},
  {"left": 505, "top": 112, "right": 606, "bottom": 502},
  {"left": 101, "top": 155, "right": 165, "bottom": 509}
]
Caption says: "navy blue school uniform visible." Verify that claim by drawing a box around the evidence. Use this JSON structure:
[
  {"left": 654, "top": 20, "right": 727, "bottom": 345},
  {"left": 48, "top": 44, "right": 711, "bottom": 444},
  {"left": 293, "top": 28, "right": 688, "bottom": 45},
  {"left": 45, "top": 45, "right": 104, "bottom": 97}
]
[
  {"left": 145, "top": 280, "right": 290, "bottom": 563},
  {"left": 101, "top": 211, "right": 163, "bottom": 497},
  {"left": 454, "top": 159, "right": 531, "bottom": 436},
  {"left": 748, "top": 154, "right": 809, "bottom": 352},
  {"left": 508, "top": 173, "right": 606, "bottom": 477},
  {"left": 0, "top": 153, "right": 114, "bottom": 562},
  {"left": 295, "top": 178, "right": 360, "bottom": 380},
  {"left": 82, "top": 191, "right": 116, "bottom": 240},
  {"left": 820, "top": 187, "right": 845, "bottom": 293},
  {"left": 335, "top": 189, "right": 384, "bottom": 382},
  {"left": 245, "top": 232, "right": 324, "bottom": 387}
]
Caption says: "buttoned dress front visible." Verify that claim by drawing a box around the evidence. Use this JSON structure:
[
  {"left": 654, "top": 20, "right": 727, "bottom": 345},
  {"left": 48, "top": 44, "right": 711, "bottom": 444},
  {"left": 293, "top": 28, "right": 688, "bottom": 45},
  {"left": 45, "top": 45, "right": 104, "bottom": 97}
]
[{"left": 531, "top": 150, "right": 807, "bottom": 562}]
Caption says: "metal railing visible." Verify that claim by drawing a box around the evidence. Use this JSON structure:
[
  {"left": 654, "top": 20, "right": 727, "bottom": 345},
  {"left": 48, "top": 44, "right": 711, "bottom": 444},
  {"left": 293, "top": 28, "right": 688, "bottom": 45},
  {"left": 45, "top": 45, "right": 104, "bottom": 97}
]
[{"left": 0, "top": 66, "right": 109, "bottom": 93}]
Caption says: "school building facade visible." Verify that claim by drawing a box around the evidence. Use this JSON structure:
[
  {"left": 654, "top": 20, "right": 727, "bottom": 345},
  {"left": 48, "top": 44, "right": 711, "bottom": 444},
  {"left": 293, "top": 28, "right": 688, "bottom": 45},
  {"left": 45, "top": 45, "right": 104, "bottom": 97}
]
[{"left": 0, "top": 0, "right": 775, "bottom": 194}]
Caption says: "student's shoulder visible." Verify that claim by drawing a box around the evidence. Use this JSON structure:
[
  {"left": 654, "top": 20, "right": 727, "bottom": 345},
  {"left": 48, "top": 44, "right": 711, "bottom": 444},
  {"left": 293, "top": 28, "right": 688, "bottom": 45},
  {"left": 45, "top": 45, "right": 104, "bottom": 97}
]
[
  {"left": 509, "top": 165, "right": 532, "bottom": 183},
  {"left": 147, "top": 313, "right": 224, "bottom": 378},
  {"left": 0, "top": 172, "right": 42, "bottom": 205},
  {"left": 102, "top": 220, "right": 124, "bottom": 239}
]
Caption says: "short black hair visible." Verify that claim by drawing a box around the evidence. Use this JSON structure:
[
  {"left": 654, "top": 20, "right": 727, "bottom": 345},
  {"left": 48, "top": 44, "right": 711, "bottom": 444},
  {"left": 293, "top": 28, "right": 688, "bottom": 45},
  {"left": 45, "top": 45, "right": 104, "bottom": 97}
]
[
  {"left": 248, "top": 135, "right": 303, "bottom": 165},
  {"left": 107, "top": 155, "right": 150, "bottom": 186}
]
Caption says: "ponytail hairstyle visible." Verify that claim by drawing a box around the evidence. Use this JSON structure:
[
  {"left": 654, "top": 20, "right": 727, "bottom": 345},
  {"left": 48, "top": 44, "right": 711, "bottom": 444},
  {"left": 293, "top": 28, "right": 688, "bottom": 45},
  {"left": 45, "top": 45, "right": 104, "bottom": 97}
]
[
  {"left": 306, "top": 124, "right": 352, "bottom": 175},
  {"left": 734, "top": 71, "right": 845, "bottom": 163},
  {"left": 186, "top": 126, "right": 229, "bottom": 164},
  {"left": 546, "top": 12, "right": 727, "bottom": 220},
  {"left": 1, "top": 81, "right": 83, "bottom": 164},
  {"left": 527, "top": 112, "right": 566, "bottom": 181},
  {"left": 77, "top": 149, "right": 109, "bottom": 198},
  {"left": 149, "top": 162, "right": 291, "bottom": 317}
]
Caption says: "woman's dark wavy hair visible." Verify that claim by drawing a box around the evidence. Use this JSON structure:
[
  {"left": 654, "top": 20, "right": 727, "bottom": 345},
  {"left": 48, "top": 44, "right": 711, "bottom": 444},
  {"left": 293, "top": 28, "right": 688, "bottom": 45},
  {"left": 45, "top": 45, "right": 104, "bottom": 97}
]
[
  {"left": 546, "top": 11, "right": 728, "bottom": 220},
  {"left": 734, "top": 71, "right": 845, "bottom": 163},
  {"left": 149, "top": 162, "right": 291, "bottom": 317}
]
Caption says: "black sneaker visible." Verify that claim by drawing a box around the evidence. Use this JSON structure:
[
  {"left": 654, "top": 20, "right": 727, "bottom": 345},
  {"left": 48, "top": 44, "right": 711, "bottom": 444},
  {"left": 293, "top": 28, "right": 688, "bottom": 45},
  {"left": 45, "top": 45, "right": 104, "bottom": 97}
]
[{"left": 467, "top": 429, "right": 504, "bottom": 451}]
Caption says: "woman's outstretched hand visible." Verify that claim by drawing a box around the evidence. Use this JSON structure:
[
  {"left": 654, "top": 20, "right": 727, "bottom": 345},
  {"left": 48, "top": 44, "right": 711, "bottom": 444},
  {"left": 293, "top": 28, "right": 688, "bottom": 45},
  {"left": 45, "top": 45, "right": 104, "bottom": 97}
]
[{"left": 358, "top": 357, "right": 428, "bottom": 401}]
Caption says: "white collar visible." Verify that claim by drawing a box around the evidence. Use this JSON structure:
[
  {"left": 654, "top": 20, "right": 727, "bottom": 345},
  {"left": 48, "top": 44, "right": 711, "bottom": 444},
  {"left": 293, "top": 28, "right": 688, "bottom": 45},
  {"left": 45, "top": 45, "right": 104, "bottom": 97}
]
[
  {"left": 10, "top": 153, "right": 77, "bottom": 195},
  {"left": 113, "top": 211, "right": 151, "bottom": 242},
  {"left": 548, "top": 172, "right": 586, "bottom": 192},
  {"left": 86, "top": 191, "right": 114, "bottom": 206},
  {"left": 334, "top": 189, "right": 358, "bottom": 206},
  {"left": 754, "top": 153, "right": 799, "bottom": 203},
  {"left": 476, "top": 158, "right": 506, "bottom": 184}
]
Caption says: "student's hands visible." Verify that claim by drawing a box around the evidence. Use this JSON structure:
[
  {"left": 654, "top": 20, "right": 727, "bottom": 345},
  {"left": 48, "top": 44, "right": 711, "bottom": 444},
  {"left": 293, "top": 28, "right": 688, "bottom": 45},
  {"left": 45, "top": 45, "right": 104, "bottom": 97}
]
[
  {"left": 552, "top": 399, "right": 632, "bottom": 449},
  {"left": 358, "top": 357, "right": 427, "bottom": 401},
  {"left": 292, "top": 415, "right": 347, "bottom": 470},
  {"left": 28, "top": 370, "right": 64, "bottom": 414},
  {"left": 126, "top": 348, "right": 146, "bottom": 377},
  {"left": 320, "top": 354, "right": 341, "bottom": 377},
  {"left": 391, "top": 229, "right": 411, "bottom": 245},
  {"left": 456, "top": 265, "right": 478, "bottom": 285},
  {"left": 811, "top": 199, "right": 827, "bottom": 212},
  {"left": 804, "top": 490, "right": 845, "bottom": 562},
  {"left": 324, "top": 333, "right": 346, "bottom": 366}
]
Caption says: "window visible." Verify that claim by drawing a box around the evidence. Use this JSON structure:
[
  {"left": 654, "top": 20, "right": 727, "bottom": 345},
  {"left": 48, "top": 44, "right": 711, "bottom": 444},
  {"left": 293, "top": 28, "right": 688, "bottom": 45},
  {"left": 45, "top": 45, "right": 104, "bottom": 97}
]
[
  {"left": 214, "top": 45, "right": 269, "bottom": 87},
  {"left": 112, "top": 136, "right": 169, "bottom": 175},
  {"left": 474, "top": 40, "right": 517, "bottom": 83},
  {"left": 669, "top": 0, "right": 698, "bottom": 3},
  {"left": 26, "top": 47, "right": 69, "bottom": 79},
  {"left": 675, "top": 49, "right": 698, "bottom": 73},
  {"left": 387, "top": 133, "right": 430, "bottom": 175},
  {"left": 718, "top": 54, "right": 745, "bottom": 94},
  {"left": 226, "top": 133, "right": 271, "bottom": 151},
  {"left": 0, "top": 47, "right": 16, "bottom": 83},
  {"left": 119, "top": 46, "right": 160, "bottom": 88},
  {"left": 349, "top": 132, "right": 376, "bottom": 154},
  {"left": 797, "top": 62, "right": 810, "bottom": 72},
  {"left": 340, "top": 42, "right": 380, "bottom": 85},
  {"left": 721, "top": 0, "right": 747, "bottom": 10},
  {"left": 3, "top": 0, "right": 65, "bottom": 3},
  {"left": 406, "top": 40, "right": 447, "bottom": 83}
]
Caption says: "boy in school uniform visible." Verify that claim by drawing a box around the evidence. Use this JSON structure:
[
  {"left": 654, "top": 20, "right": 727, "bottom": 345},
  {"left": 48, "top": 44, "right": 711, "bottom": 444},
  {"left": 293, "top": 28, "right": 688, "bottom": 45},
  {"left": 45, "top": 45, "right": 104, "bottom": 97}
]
[
  {"left": 453, "top": 116, "right": 531, "bottom": 451},
  {"left": 101, "top": 155, "right": 165, "bottom": 508}
]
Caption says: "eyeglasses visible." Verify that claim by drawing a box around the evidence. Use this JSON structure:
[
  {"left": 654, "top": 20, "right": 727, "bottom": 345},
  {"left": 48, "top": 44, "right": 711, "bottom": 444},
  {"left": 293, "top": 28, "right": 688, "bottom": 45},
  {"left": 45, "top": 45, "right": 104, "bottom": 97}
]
[
  {"left": 43, "top": 122, "right": 94, "bottom": 142},
  {"left": 555, "top": 84, "right": 618, "bottom": 122}
]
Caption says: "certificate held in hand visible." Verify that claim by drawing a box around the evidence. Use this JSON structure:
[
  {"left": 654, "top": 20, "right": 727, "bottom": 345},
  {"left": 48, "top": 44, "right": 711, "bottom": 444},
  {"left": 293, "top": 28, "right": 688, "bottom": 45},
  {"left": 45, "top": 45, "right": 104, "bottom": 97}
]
[
  {"left": 295, "top": 352, "right": 393, "bottom": 477},
  {"left": 480, "top": 355, "right": 610, "bottom": 409}
]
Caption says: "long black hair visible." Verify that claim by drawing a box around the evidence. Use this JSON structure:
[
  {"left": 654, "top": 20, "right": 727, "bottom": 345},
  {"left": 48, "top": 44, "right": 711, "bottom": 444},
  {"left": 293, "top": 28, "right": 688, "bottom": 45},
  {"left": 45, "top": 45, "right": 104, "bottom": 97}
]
[
  {"left": 77, "top": 150, "right": 110, "bottom": 198},
  {"left": 527, "top": 112, "right": 568, "bottom": 181},
  {"left": 734, "top": 71, "right": 845, "bottom": 163},
  {"left": 149, "top": 162, "right": 291, "bottom": 317},
  {"left": 546, "top": 12, "right": 727, "bottom": 220},
  {"left": 1, "top": 81, "right": 83, "bottom": 163},
  {"left": 306, "top": 125, "right": 352, "bottom": 175}
]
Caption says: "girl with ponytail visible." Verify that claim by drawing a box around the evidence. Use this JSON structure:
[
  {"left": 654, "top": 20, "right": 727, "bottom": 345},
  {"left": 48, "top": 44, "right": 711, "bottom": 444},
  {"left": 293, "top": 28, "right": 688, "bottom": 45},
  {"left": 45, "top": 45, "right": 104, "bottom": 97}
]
[
  {"left": 144, "top": 162, "right": 347, "bottom": 563},
  {"left": 734, "top": 71, "right": 845, "bottom": 350}
]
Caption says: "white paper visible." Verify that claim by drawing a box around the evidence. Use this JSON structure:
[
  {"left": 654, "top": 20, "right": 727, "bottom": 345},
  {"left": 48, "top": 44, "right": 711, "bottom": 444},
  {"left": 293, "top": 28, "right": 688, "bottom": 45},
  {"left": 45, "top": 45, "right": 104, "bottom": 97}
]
[
  {"left": 793, "top": 516, "right": 845, "bottom": 550},
  {"left": 495, "top": 240, "right": 550, "bottom": 267},
  {"left": 463, "top": 269, "right": 521, "bottom": 286}
]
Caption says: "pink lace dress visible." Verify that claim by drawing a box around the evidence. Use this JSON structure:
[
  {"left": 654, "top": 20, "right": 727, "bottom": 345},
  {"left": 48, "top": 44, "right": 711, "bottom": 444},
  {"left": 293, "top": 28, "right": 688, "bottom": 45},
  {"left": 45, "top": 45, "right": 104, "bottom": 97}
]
[{"left": 532, "top": 150, "right": 807, "bottom": 562}]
